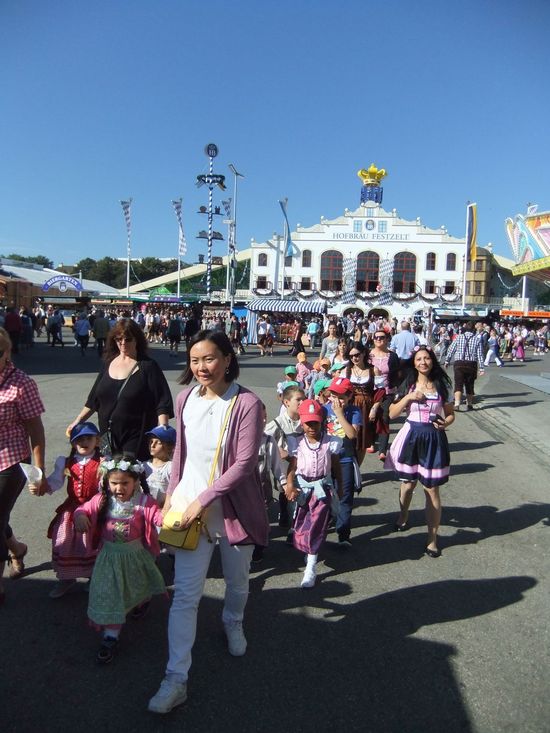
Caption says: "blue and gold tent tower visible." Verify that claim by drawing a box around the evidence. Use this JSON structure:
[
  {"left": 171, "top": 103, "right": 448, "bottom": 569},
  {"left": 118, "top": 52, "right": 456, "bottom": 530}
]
[{"left": 358, "top": 164, "right": 387, "bottom": 205}]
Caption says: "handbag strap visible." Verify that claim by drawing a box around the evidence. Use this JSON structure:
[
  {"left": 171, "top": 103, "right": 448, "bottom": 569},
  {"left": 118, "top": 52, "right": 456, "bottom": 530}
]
[
  {"left": 105, "top": 362, "right": 139, "bottom": 428},
  {"left": 208, "top": 391, "right": 239, "bottom": 486}
]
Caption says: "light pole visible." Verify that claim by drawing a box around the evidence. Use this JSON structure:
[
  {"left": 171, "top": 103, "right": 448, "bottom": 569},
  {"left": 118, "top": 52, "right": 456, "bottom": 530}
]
[{"left": 227, "top": 164, "right": 244, "bottom": 311}]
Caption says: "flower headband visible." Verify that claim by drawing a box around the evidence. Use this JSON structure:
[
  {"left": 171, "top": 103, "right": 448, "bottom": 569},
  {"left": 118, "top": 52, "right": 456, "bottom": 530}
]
[
  {"left": 100, "top": 458, "right": 144, "bottom": 475},
  {"left": 413, "top": 345, "right": 432, "bottom": 353}
]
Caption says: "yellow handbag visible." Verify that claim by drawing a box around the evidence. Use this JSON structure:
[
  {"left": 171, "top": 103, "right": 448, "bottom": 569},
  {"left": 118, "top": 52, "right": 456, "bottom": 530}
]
[
  {"left": 159, "top": 513, "right": 203, "bottom": 550},
  {"left": 158, "top": 392, "right": 238, "bottom": 550}
]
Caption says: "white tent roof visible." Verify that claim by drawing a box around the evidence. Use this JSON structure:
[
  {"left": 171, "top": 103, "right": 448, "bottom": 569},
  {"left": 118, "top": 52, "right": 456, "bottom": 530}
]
[{"left": 0, "top": 262, "right": 119, "bottom": 295}]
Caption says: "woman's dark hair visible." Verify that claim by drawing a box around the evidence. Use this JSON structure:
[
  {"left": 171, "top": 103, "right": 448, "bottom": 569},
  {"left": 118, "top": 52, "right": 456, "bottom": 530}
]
[
  {"left": 398, "top": 346, "right": 452, "bottom": 403},
  {"left": 178, "top": 329, "right": 239, "bottom": 385},
  {"left": 96, "top": 453, "right": 150, "bottom": 534},
  {"left": 103, "top": 318, "right": 149, "bottom": 363},
  {"left": 344, "top": 343, "right": 371, "bottom": 378}
]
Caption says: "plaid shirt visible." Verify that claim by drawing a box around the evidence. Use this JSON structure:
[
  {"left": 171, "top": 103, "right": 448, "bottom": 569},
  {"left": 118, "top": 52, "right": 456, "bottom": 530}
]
[
  {"left": 0, "top": 364, "right": 45, "bottom": 470},
  {"left": 445, "top": 332, "right": 484, "bottom": 370}
]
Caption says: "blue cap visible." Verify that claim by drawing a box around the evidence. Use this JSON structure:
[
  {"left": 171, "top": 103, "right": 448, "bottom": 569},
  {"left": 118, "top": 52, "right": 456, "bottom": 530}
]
[
  {"left": 70, "top": 422, "right": 100, "bottom": 443},
  {"left": 145, "top": 425, "right": 177, "bottom": 444}
]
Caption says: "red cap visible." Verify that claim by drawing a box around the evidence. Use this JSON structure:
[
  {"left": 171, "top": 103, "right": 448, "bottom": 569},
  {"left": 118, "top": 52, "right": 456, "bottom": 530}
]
[
  {"left": 298, "top": 399, "right": 324, "bottom": 423},
  {"left": 328, "top": 377, "right": 353, "bottom": 395}
]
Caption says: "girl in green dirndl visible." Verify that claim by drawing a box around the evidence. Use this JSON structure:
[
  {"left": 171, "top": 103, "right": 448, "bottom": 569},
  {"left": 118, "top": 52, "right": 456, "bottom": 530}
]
[{"left": 74, "top": 455, "right": 166, "bottom": 664}]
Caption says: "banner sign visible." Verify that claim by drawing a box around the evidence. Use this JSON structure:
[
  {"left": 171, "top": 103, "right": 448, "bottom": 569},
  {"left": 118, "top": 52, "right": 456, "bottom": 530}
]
[
  {"left": 500, "top": 309, "right": 550, "bottom": 318},
  {"left": 511, "top": 255, "right": 550, "bottom": 276},
  {"left": 42, "top": 275, "right": 83, "bottom": 293}
]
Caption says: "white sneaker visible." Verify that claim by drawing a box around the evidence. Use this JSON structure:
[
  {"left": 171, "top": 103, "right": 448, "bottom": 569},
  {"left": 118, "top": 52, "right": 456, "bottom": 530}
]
[
  {"left": 49, "top": 580, "right": 77, "bottom": 599},
  {"left": 148, "top": 678, "right": 187, "bottom": 714},
  {"left": 224, "top": 621, "right": 247, "bottom": 656},
  {"left": 301, "top": 566, "right": 317, "bottom": 588}
]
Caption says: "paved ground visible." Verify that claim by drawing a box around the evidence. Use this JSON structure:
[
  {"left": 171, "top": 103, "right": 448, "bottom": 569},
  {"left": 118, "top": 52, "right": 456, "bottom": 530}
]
[{"left": 2, "top": 334, "right": 550, "bottom": 733}]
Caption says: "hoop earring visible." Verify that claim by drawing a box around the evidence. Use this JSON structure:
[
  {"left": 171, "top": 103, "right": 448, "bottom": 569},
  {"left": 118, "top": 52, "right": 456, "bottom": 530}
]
[{"left": 225, "top": 367, "right": 230, "bottom": 375}]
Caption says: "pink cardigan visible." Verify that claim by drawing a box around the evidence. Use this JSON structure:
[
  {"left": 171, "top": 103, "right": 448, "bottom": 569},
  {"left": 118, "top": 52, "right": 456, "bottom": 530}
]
[
  {"left": 168, "top": 384, "right": 269, "bottom": 547},
  {"left": 74, "top": 492, "right": 163, "bottom": 556}
]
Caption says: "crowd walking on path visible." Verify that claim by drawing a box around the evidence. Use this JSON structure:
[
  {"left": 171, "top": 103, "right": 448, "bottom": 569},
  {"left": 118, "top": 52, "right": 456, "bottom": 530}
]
[{"left": 1, "top": 308, "right": 548, "bottom": 717}]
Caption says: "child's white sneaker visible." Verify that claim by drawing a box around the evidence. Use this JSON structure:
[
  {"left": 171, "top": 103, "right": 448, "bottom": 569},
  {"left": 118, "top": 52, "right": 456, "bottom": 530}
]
[{"left": 301, "top": 566, "right": 317, "bottom": 588}]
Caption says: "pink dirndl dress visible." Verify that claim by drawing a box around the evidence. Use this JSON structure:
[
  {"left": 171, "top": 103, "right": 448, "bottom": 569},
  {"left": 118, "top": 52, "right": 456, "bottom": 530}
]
[
  {"left": 292, "top": 434, "right": 335, "bottom": 554},
  {"left": 384, "top": 391, "right": 450, "bottom": 488},
  {"left": 47, "top": 455, "right": 101, "bottom": 580}
]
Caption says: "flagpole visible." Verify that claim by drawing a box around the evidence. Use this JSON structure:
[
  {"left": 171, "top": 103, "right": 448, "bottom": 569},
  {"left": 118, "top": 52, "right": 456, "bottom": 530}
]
[
  {"left": 461, "top": 202, "right": 470, "bottom": 312},
  {"left": 228, "top": 165, "right": 244, "bottom": 312},
  {"left": 171, "top": 198, "right": 186, "bottom": 302},
  {"left": 120, "top": 198, "right": 132, "bottom": 299},
  {"left": 280, "top": 197, "right": 288, "bottom": 300}
]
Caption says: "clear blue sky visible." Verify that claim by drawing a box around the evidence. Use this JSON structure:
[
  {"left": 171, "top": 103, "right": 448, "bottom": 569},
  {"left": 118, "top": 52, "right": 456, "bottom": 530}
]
[{"left": 1, "top": 0, "right": 549, "bottom": 268}]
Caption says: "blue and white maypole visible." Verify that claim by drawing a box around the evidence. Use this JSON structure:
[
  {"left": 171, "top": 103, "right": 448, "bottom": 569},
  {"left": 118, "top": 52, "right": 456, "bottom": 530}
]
[{"left": 196, "top": 144, "right": 225, "bottom": 302}]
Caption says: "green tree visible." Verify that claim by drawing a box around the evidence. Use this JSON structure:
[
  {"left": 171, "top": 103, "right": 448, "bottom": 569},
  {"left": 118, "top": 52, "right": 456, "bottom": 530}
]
[
  {"left": 75, "top": 258, "right": 99, "bottom": 280},
  {"left": 133, "top": 257, "right": 182, "bottom": 282},
  {"left": 92, "top": 257, "right": 126, "bottom": 288}
]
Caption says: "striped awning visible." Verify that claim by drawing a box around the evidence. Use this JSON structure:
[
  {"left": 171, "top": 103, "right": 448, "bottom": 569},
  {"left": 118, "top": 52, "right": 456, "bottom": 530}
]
[{"left": 246, "top": 298, "right": 326, "bottom": 314}]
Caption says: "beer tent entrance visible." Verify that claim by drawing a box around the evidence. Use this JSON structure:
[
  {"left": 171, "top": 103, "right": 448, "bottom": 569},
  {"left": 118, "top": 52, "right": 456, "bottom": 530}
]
[{"left": 246, "top": 298, "right": 326, "bottom": 344}]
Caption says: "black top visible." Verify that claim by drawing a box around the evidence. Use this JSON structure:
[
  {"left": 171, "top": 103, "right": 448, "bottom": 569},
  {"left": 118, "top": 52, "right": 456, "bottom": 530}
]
[{"left": 85, "top": 358, "right": 174, "bottom": 460}]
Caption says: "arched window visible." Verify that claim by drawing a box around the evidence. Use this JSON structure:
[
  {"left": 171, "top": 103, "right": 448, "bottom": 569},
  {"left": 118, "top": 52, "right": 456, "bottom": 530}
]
[
  {"left": 356, "top": 251, "right": 380, "bottom": 291},
  {"left": 320, "top": 250, "right": 343, "bottom": 291},
  {"left": 302, "top": 249, "right": 312, "bottom": 267},
  {"left": 426, "top": 252, "right": 436, "bottom": 270},
  {"left": 258, "top": 253, "right": 267, "bottom": 267},
  {"left": 393, "top": 252, "right": 417, "bottom": 293},
  {"left": 446, "top": 253, "right": 456, "bottom": 271}
]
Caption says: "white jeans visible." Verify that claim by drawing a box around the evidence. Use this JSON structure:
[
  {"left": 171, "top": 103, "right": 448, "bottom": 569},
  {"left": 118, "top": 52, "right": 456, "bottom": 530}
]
[
  {"left": 484, "top": 348, "right": 503, "bottom": 366},
  {"left": 166, "top": 534, "right": 253, "bottom": 682}
]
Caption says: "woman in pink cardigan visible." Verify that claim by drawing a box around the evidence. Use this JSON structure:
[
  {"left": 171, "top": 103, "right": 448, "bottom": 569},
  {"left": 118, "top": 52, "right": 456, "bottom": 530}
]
[{"left": 148, "top": 330, "right": 268, "bottom": 715}]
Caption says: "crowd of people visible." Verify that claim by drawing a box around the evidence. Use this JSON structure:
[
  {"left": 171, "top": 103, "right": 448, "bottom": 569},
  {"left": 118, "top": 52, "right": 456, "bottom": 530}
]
[{"left": 0, "top": 304, "right": 548, "bottom": 715}]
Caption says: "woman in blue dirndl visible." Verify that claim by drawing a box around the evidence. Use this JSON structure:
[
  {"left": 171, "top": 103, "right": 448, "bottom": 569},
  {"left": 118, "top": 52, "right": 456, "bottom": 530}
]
[{"left": 385, "top": 346, "right": 454, "bottom": 557}]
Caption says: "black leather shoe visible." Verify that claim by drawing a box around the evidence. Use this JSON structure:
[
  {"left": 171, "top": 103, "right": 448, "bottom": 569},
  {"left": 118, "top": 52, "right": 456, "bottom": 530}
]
[{"left": 393, "top": 522, "right": 409, "bottom": 532}]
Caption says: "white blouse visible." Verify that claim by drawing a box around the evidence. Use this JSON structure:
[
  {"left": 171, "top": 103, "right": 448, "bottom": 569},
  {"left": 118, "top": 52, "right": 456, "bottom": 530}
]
[{"left": 170, "top": 382, "right": 238, "bottom": 537}]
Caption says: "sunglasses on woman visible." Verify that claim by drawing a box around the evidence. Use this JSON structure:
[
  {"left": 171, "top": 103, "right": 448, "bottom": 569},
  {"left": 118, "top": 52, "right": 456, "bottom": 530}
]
[
  {"left": 373, "top": 335, "right": 386, "bottom": 340},
  {"left": 115, "top": 336, "right": 134, "bottom": 343},
  {"left": 349, "top": 352, "right": 361, "bottom": 358}
]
